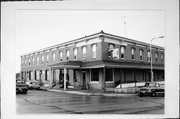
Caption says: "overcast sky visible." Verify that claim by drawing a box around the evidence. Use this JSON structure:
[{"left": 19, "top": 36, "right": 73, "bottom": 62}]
[{"left": 16, "top": 9, "right": 165, "bottom": 72}]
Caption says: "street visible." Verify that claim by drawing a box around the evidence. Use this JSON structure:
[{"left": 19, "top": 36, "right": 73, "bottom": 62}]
[{"left": 16, "top": 90, "right": 164, "bottom": 114}]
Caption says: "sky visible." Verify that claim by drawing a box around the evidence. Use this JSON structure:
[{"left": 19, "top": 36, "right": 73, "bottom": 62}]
[{"left": 16, "top": 10, "right": 165, "bottom": 72}]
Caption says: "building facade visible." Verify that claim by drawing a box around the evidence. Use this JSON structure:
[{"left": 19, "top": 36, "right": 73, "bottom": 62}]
[{"left": 20, "top": 31, "right": 164, "bottom": 91}]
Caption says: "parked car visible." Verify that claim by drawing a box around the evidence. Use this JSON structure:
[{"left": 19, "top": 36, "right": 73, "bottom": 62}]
[
  {"left": 138, "top": 82, "right": 164, "bottom": 97},
  {"left": 16, "top": 80, "right": 28, "bottom": 94},
  {"left": 26, "top": 81, "right": 41, "bottom": 90}
]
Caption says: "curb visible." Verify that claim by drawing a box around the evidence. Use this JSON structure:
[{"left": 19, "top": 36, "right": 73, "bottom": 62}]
[{"left": 46, "top": 89, "right": 137, "bottom": 97}]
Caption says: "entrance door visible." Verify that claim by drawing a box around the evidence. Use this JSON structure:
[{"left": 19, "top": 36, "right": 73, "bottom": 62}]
[{"left": 82, "top": 71, "right": 87, "bottom": 88}]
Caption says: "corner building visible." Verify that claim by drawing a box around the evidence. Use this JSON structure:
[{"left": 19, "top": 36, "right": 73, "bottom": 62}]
[{"left": 20, "top": 31, "right": 164, "bottom": 91}]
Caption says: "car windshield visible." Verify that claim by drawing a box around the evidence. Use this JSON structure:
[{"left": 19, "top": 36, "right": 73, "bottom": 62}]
[{"left": 144, "top": 83, "right": 150, "bottom": 87}]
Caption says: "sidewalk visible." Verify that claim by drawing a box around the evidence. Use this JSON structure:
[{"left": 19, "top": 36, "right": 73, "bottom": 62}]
[{"left": 41, "top": 86, "right": 136, "bottom": 97}]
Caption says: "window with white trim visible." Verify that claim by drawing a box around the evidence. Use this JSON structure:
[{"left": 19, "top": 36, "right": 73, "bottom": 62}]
[
  {"left": 73, "top": 48, "right": 78, "bottom": 60},
  {"left": 131, "top": 48, "right": 135, "bottom": 60},
  {"left": 46, "top": 54, "right": 49, "bottom": 63},
  {"left": 82, "top": 46, "right": 86, "bottom": 59},
  {"left": 121, "top": 46, "right": 125, "bottom": 59},
  {"left": 41, "top": 55, "right": 44, "bottom": 63},
  {"left": 52, "top": 52, "right": 56, "bottom": 62},
  {"left": 32, "top": 57, "right": 35, "bottom": 64},
  {"left": 92, "top": 44, "right": 97, "bottom": 58},
  {"left": 28, "top": 58, "right": 30, "bottom": 65},
  {"left": 37, "top": 56, "right": 39, "bottom": 65},
  {"left": 160, "top": 53, "right": 164, "bottom": 62},
  {"left": 139, "top": 49, "right": 143, "bottom": 61},
  {"left": 105, "top": 68, "right": 113, "bottom": 82},
  {"left": 59, "top": 51, "right": 63, "bottom": 61},
  {"left": 155, "top": 52, "right": 158, "bottom": 62},
  {"left": 147, "top": 51, "right": 151, "bottom": 62},
  {"left": 91, "top": 68, "right": 99, "bottom": 82},
  {"left": 66, "top": 50, "right": 70, "bottom": 60}
]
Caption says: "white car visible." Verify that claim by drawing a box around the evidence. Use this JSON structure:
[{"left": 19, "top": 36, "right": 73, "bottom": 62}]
[{"left": 26, "top": 81, "right": 41, "bottom": 90}]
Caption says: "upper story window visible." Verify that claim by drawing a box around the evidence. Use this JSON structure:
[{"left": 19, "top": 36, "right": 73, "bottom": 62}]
[
  {"left": 32, "top": 57, "right": 35, "bottom": 64},
  {"left": 92, "top": 44, "right": 97, "bottom": 58},
  {"left": 108, "top": 43, "right": 114, "bottom": 50},
  {"left": 155, "top": 52, "right": 158, "bottom": 62},
  {"left": 52, "top": 52, "right": 56, "bottom": 62},
  {"left": 131, "top": 48, "right": 135, "bottom": 60},
  {"left": 120, "top": 46, "right": 125, "bottom": 59},
  {"left": 139, "top": 49, "right": 143, "bottom": 61},
  {"left": 59, "top": 51, "right": 63, "bottom": 61},
  {"left": 73, "top": 48, "right": 78, "bottom": 60},
  {"left": 37, "top": 56, "right": 39, "bottom": 65},
  {"left": 82, "top": 46, "right": 86, "bottom": 59},
  {"left": 28, "top": 58, "right": 30, "bottom": 65},
  {"left": 41, "top": 55, "right": 44, "bottom": 64},
  {"left": 21, "top": 58, "right": 24, "bottom": 65},
  {"left": 160, "top": 53, "right": 164, "bottom": 62},
  {"left": 46, "top": 54, "right": 49, "bottom": 63},
  {"left": 147, "top": 51, "right": 151, "bottom": 62},
  {"left": 66, "top": 50, "right": 70, "bottom": 60}
]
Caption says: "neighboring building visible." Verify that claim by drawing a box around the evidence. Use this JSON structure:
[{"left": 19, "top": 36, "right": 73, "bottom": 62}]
[{"left": 20, "top": 31, "right": 164, "bottom": 91}]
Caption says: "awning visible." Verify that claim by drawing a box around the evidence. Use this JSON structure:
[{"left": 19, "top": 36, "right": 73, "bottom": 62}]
[{"left": 48, "top": 61, "right": 82, "bottom": 69}]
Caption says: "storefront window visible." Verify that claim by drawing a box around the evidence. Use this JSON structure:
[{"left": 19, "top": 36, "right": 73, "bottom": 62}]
[
  {"left": 105, "top": 68, "right": 113, "bottom": 82},
  {"left": 91, "top": 68, "right": 99, "bottom": 82}
]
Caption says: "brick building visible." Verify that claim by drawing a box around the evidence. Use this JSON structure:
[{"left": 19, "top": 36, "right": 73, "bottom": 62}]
[{"left": 20, "top": 31, "right": 164, "bottom": 91}]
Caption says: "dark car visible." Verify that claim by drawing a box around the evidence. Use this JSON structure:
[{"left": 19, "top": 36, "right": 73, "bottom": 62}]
[
  {"left": 16, "top": 80, "right": 28, "bottom": 94},
  {"left": 138, "top": 82, "right": 164, "bottom": 97}
]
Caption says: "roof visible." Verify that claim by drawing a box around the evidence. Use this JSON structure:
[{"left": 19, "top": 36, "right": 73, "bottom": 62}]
[{"left": 21, "top": 30, "right": 164, "bottom": 57}]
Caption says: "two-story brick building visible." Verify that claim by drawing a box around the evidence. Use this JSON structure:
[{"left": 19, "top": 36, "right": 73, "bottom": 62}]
[{"left": 20, "top": 31, "right": 164, "bottom": 91}]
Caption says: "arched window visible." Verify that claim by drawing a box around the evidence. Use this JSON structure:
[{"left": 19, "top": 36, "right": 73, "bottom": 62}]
[
  {"left": 131, "top": 48, "right": 135, "bottom": 60},
  {"left": 28, "top": 58, "right": 30, "bottom": 65},
  {"left": 147, "top": 51, "right": 151, "bottom": 62},
  {"left": 46, "top": 54, "right": 49, "bottom": 63},
  {"left": 32, "top": 57, "right": 35, "bottom": 64},
  {"left": 139, "top": 49, "right": 143, "bottom": 61},
  {"left": 82, "top": 46, "right": 86, "bottom": 59},
  {"left": 52, "top": 52, "right": 56, "bottom": 62},
  {"left": 92, "top": 44, "right": 97, "bottom": 58},
  {"left": 37, "top": 56, "right": 39, "bottom": 65},
  {"left": 66, "top": 50, "right": 70, "bottom": 60},
  {"left": 74, "top": 48, "right": 78, "bottom": 60},
  {"left": 59, "top": 51, "right": 63, "bottom": 61},
  {"left": 155, "top": 52, "right": 158, "bottom": 62},
  {"left": 160, "top": 53, "right": 164, "bottom": 62},
  {"left": 121, "top": 46, "right": 125, "bottom": 59},
  {"left": 41, "top": 55, "right": 44, "bottom": 63}
]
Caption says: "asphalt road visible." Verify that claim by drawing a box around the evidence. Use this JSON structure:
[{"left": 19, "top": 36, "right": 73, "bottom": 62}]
[{"left": 16, "top": 90, "right": 164, "bottom": 114}]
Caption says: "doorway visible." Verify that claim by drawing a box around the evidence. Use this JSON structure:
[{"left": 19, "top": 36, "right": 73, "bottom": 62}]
[{"left": 82, "top": 71, "right": 87, "bottom": 88}]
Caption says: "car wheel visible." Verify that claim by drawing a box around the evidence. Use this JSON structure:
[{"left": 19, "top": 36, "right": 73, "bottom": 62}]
[
  {"left": 138, "top": 93, "right": 143, "bottom": 97},
  {"left": 151, "top": 91, "right": 156, "bottom": 97},
  {"left": 23, "top": 90, "right": 27, "bottom": 94}
]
